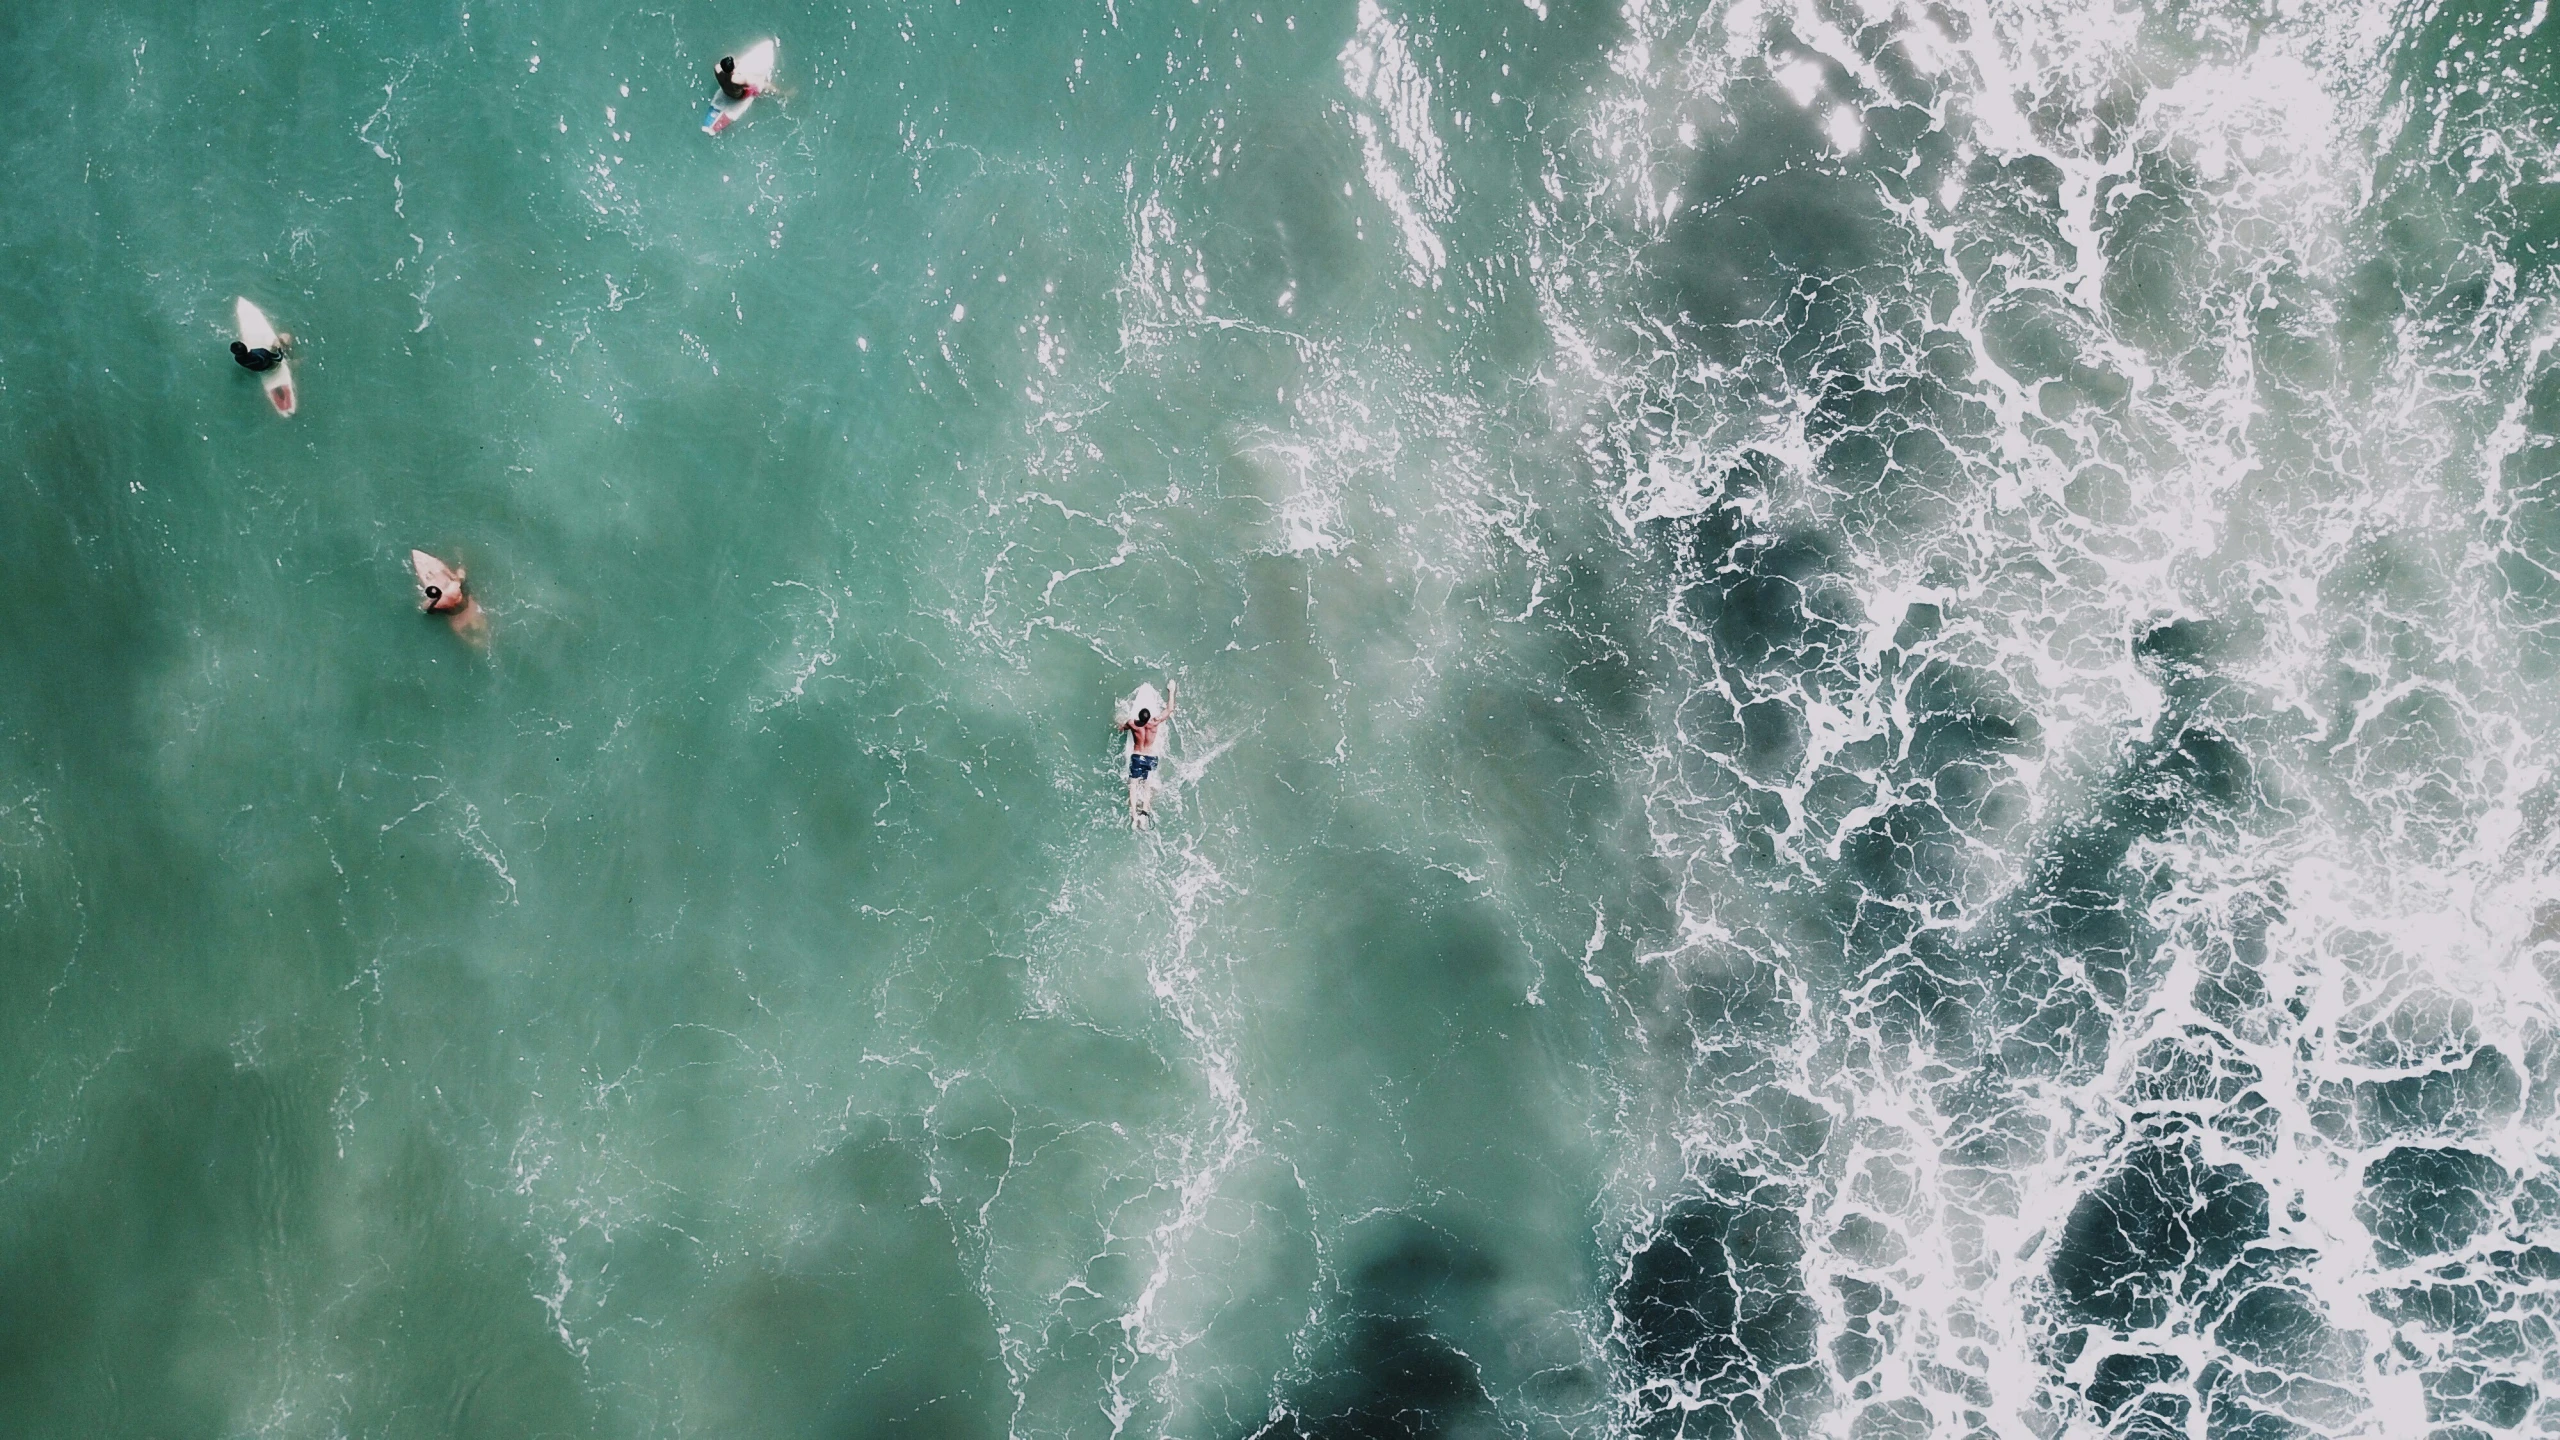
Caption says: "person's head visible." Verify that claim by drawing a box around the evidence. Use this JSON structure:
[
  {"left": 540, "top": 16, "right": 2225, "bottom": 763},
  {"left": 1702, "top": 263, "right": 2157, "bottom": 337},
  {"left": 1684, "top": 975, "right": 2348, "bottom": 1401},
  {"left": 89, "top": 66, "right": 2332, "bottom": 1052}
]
[
  {"left": 230, "top": 340, "right": 248, "bottom": 356},
  {"left": 1136, "top": 708, "right": 1151, "bottom": 726},
  {"left": 718, "top": 55, "right": 735, "bottom": 75}
]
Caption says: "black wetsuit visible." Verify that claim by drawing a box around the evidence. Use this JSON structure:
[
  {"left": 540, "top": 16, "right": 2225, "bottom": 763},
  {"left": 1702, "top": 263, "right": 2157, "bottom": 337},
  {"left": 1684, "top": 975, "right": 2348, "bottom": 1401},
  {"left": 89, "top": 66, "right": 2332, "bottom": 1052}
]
[
  {"left": 231, "top": 342, "right": 282, "bottom": 373},
  {"left": 715, "top": 59, "right": 748, "bottom": 102}
]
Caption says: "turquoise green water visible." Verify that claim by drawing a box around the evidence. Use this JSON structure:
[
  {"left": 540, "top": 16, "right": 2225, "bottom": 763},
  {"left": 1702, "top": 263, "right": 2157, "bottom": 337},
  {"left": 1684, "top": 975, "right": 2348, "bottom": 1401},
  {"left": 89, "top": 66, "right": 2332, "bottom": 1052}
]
[{"left": 9, "top": 0, "right": 2560, "bottom": 1436}]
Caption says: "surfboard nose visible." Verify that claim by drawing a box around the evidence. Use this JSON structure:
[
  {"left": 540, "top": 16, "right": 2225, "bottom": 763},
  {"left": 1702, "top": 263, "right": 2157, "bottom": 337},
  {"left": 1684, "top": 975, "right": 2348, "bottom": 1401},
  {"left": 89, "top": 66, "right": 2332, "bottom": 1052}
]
[{"left": 410, "top": 550, "right": 461, "bottom": 588}]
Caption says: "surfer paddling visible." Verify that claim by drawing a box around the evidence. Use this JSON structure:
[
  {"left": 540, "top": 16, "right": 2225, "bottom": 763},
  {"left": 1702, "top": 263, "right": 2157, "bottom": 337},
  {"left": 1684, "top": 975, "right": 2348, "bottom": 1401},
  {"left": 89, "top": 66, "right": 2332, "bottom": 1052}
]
[
  {"left": 1115, "top": 681, "right": 1176, "bottom": 830},
  {"left": 411, "top": 550, "right": 488, "bottom": 648},
  {"left": 229, "top": 338, "right": 288, "bottom": 372},
  {"left": 231, "top": 297, "right": 297, "bottom": 417}
]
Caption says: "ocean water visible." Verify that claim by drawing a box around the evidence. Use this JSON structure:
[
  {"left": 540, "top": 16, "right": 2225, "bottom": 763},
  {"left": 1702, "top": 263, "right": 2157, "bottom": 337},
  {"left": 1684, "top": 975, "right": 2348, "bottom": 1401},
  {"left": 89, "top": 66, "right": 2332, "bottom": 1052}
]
[{"left": 5, "top": 0, "right": 2560, "bottom": 1435}]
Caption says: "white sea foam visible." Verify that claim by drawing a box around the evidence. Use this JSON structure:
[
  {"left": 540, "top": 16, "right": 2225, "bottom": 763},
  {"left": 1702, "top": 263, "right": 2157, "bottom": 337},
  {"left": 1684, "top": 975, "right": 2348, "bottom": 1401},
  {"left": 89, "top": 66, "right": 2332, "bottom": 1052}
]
[
  {"left": 1520, "top": 0, "right": 2560, "bottom": 1432},
  {"left": 1340, "top": 1, "right": 1455, "bottom": 288}
]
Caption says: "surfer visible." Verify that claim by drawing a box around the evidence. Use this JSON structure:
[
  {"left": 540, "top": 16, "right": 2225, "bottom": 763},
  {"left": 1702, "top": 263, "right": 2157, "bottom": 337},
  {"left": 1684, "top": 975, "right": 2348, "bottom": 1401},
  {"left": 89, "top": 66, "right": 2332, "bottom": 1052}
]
[
  {"left": 702, "top": 41, "right": 777, "bottom": 134},
  {"left": 1116, "top": 682, "right": 1176, "bottom": 830},
  {"left": 229, "top": 339, "right": 287, "bottom": 372},
  {"left": 411, "top": 550, "right": 489, "bottom": 648}
]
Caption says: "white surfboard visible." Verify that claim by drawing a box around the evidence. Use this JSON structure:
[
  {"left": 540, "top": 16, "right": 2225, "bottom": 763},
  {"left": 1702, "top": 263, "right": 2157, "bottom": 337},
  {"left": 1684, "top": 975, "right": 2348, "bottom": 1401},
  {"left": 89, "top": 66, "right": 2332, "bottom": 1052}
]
[
  {"left": 702, "top": 38, "right": 778, "bottom": 135},
  {"left": 233, "top": 296, "right": 295, "bottom": 417},
  {"left": 410, "top": 549, "right": 466, "bottom": 609}
]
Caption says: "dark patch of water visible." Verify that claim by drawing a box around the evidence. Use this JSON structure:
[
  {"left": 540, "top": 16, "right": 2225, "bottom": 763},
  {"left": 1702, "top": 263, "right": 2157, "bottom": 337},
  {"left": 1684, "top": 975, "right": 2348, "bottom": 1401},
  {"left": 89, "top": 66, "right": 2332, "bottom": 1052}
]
[
  {"left": 2050, "top": 1136, "right": 2268, "bottom": 1333},
  {"left": 1612, "top": 1173, "right": 1821, "bottom": 1439},
  {"left": 2357, "top": 1146, "right": 2510, "bottom": 1266}
]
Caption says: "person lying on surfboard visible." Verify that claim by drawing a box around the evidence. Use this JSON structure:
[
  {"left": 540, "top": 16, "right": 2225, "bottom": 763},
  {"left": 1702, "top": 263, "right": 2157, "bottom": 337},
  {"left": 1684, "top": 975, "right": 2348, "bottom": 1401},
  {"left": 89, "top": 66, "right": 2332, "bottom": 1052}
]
[
  {"left": 714, "top": 55, "right": 758, "bottom": 101},
  {"left": 1115, "top": 682, "right": 1176, "bottom": 829},
  {"left": 411, "top": 550, "right": 489, "bottom": 648},
  {"left": 229, "top": 339, "right": 288, "bottom": 372}
]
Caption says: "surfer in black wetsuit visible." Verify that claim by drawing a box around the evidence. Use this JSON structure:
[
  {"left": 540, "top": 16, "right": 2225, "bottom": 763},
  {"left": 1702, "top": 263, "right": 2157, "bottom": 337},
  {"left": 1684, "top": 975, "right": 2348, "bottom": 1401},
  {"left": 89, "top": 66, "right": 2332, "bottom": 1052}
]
[
  {"left": 714, "top": 55, "right": 750, "bottom": 101},
  {"left": 229, "top": 340, "right": 284, "bottom": 372}
]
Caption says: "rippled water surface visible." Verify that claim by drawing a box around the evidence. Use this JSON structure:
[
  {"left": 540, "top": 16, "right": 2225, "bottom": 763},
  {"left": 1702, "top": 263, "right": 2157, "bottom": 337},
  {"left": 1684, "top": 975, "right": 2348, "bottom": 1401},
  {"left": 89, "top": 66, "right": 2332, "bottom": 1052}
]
[{"left": 6, "top": 0, "right": 2560, "bottom": 1436}]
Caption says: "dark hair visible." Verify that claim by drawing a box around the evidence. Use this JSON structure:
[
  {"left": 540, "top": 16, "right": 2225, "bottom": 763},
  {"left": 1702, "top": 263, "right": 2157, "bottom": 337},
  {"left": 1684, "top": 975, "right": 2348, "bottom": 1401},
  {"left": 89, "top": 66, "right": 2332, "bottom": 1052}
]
[
  {"left": 230, "top": 340, "right": 247, "bottom": 353},
  {"left": 1136, "top": 708, "right": 1151, "bottom": 725},
  {"left": 718, "top": 55, "right": 735, "bottom": 72}
]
